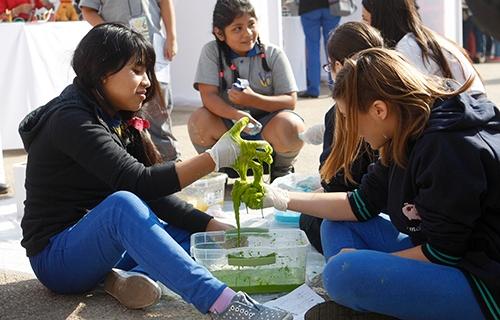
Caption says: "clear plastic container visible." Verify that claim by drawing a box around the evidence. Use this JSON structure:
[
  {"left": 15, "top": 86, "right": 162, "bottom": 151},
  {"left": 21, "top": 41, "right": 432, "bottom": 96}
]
[
  {"left": 177, "top": 172, "right": 228, "bottom": 212},
  {"left": 190, "top": 228, "right": 310, "bottom": 294}
]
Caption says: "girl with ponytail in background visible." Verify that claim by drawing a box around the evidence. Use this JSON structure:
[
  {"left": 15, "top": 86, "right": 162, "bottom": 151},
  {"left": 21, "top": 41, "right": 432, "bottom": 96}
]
[
  {"left": 188, "top": 0, "right": 305, "bottom": 181},
  {"left": 361, "top": 0, "right": 486, "bottom": 97}
]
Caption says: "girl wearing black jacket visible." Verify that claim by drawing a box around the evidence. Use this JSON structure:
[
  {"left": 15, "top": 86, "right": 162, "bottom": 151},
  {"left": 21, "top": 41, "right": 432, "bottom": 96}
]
[
  {"left": 263, "top": 48, "right": 500, "bottom": 319},
  {"left": 299, "top": 22, "right": 382, "bottom": 253},
  {"left": 18, "top": 23, "right": 291, "bottom": 320}
]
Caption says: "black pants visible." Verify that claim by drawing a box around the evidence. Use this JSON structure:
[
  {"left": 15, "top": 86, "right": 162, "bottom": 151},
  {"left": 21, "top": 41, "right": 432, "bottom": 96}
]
[{"left": 299, "top": 214, "right": 324, "bottom": 254}]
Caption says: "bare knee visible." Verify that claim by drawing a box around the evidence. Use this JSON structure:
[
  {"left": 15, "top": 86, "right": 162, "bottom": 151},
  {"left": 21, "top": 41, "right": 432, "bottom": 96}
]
[
  {"left": 262, "top": 112, "right": 305, "bottom": 153},
  {"left": 188, "top": 108, "right": 225, "bottom": 147}
]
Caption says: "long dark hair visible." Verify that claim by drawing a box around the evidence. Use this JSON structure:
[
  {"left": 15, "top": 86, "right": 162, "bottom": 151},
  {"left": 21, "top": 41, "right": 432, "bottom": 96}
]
[
  {"left": 361, "top": 0, "right": 453, "bottom": 79},
  {"left": 212, "top": 0, "right": 271, "bottom": 92},
  {"left": 72, "top": 23, "right": 163, "bottom": 166}
]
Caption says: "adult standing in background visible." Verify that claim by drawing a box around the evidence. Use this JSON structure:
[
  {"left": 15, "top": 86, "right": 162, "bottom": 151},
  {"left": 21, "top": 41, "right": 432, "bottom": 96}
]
[
  {"left": 80, "top": 0, "right": 181, "bottom": 161},
  {"left": 298, "top": 0, "right": 340, "bottom": 98}
]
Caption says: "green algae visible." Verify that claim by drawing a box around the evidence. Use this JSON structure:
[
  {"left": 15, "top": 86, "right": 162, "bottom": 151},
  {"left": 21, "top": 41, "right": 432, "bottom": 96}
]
[
  {"left": 227, "top": 252, "right": 277, "bottom": 266},
  {"left": 228, "top": 117, "right": 273, "bottom": 246},
  {"left": 211, "top": 266, "right": 305, "bottom": 294}
]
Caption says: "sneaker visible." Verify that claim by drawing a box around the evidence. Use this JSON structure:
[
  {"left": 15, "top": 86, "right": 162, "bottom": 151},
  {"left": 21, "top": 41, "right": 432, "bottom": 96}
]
[
  {"left": 487, "top": 56, "right": 500, "bottom": 63},
  {"left": 0, "top": 183, "right": 7, "bottom": 195},
  {"left": 211, "top": 291, "right": 292, "bottom": 320},
  {"left": 298, "top": 91, "right": 319, "bottom": 98},
  {"left": 104, "top": 268, "right": 162, "bottom": 309},
  {"left": 475, "top": 53, "right": 486, "bottom": 64}
]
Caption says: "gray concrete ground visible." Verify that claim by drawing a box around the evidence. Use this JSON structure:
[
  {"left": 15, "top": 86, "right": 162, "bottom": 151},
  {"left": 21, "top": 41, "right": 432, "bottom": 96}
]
[{"left": 1, "top": 62, "right": 499, "bottom": 319}]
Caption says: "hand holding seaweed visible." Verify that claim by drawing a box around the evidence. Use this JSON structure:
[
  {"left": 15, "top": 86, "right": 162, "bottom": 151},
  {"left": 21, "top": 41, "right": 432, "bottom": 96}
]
[
  {"left": 228, "top": 117, "right": 273, "bottom": 243},
  {"left": 207, "top": 117, "right": 254, "bottom": 171}
]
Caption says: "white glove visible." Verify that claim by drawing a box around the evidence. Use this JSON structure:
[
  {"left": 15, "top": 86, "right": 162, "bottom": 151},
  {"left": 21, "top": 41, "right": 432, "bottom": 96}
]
[
  {"left": 263, "top": 184, "right": 290, "bottom": 211},
  {"left": 207, "top": 118, "right": 247, "bottom": 170},
  {"left": 298, "top": 124, "right": 325, "bottom": 145}
]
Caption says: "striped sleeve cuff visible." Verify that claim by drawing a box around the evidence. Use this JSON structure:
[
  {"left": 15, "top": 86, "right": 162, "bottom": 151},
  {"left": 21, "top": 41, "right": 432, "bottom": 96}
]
[
  {"left": 422, "top": 243, "right": 462, "bottom": 266},
  {"left": 347, "top": 189, "right": 377, "bottom": 221},
  {"left": 468, "top": 273, "right": 500, "bottom": 320}
]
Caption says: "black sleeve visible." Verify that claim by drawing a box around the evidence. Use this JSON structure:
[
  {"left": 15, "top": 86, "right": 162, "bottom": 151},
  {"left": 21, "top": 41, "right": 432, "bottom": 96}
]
[
  {"left": 347, "top": 160, "right": 389, "bottom": 221},
  {"left": 49, "top": 107, "right": 181, "bottom": 200},
  {"left": 147, "top": 195, "right": 213, "bottom": 233},
  {"left": 412, "top": 134, "right": 485, "bottom": 266}
]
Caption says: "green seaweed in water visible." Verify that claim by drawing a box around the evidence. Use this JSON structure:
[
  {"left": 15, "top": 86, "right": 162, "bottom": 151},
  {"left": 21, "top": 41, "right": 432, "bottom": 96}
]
[{"left": 228, "top": 117, "right": 273, "bottom": 245}]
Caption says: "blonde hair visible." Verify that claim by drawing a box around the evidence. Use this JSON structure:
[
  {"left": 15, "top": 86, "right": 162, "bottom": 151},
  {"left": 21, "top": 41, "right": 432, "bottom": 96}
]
[{"left": 320, "top": 48, "right": 473, "bottom": 184}]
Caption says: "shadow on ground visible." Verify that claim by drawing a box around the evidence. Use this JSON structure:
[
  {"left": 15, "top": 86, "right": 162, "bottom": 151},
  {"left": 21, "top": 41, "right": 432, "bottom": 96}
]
[{"left": 0, "top": 270, "right": 208, "bottom": 320}]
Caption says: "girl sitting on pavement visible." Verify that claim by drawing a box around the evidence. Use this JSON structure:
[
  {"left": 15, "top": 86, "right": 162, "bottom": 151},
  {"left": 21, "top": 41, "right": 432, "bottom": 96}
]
[
  {"left": 18, "top": 22, "right": 291, "bottom": 320},
  {"left": 262, "top": 48, "right": 500, "bottom": 320},
  {"left": 299, "top": 22, "right": 383, "bottom": 253},
  {"left": 188, "top": 0, "right": 305, "bottom": 181}
]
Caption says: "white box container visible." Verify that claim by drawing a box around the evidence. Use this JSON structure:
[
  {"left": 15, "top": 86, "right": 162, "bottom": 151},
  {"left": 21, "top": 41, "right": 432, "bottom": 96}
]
[
  {"left": 191, "top": 228, "right": 310, "bottom": 294},
  {"left": 177, "top": 172, "right": 228, "bottom": 212}
]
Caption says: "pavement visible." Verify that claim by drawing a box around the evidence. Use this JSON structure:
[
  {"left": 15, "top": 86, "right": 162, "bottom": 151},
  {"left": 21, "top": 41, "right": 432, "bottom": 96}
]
[{"left": 1, "top": 62, "right": 500, "bottom": 319}]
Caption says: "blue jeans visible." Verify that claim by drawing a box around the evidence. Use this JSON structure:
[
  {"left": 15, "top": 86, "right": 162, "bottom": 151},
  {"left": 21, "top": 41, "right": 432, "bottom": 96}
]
[
  {"left": 320, "top": 216, "right": 484, "bottom": 320},
  {"left": 494, "top": 40, "right": 500, "bottom": 58},
  {"left": 29, "top": 191, "right": 226, "bottom": 313},
  {"left": 300, "top": 8, "right": 340, "bottom": 96}
]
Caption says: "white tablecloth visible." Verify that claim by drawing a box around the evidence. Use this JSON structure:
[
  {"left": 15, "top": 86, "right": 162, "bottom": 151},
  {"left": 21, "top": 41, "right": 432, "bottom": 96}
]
[{"left": 0, "top": 21, "right": 91, "bottom": 150}]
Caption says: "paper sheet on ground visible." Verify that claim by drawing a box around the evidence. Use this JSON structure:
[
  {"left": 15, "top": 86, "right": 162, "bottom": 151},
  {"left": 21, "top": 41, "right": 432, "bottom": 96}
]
[{"left": 263, "top": 284, "right": 325, "bottom": 320}]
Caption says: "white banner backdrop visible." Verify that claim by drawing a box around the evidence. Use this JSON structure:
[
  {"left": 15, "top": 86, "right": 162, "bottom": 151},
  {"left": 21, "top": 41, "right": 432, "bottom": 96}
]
[{"left": 0, "top": 21, "right": 91, "bottom": 150}]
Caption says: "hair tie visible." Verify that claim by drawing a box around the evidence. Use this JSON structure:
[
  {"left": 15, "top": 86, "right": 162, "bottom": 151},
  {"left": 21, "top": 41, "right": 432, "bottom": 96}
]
[
  {"left": 219, "top": 71, "right": 224, "bottom": 78},
  {"left": 230, "top": 64, "right": 237, "bottom": 71},
  {"left": 127, "top": 117, "right": 150, "bottom": 132},
  {"left": 260, "top": 53, "right": 266, "bottom": 59}
]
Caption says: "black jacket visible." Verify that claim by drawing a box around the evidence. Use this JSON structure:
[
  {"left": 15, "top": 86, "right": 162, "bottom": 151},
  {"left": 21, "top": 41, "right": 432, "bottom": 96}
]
[
  {"left": 18, "top": 82, "right": 213, "bottom": 257},
  {"left": 299, "top": 0, "right": 329, "bottom": 15},
  {"left": 348, "top": 93, "right": 500, "bottom": 320}
]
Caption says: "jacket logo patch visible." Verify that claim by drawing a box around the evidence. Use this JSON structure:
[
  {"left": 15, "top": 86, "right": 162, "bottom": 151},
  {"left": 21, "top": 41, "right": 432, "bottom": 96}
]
[
  {"left": 402, "top": 203, "right": 421, "bottom": 232},
  {"left": 402, "top": 203, "right": 421, "bottom": 221}
]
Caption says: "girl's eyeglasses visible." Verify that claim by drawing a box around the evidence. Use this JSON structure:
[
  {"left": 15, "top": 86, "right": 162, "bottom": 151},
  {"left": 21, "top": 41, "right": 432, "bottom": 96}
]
[{"left": 322, "top": 63, "right": 333, "bottom": 73}]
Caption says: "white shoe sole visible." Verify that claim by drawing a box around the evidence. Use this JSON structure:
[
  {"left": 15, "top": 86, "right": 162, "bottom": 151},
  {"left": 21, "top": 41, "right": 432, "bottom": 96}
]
[{"left": 104, "top": 268, "right": 162, "bottom": 309}]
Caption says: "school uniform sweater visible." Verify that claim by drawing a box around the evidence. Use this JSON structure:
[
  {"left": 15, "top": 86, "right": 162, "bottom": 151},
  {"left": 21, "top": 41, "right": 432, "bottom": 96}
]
[
  {"left": 18, "top": 81, "right": 213, "bottom": 257},
  {"left": 348, "top": 93, "right": 500, "bottom": 319}
]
